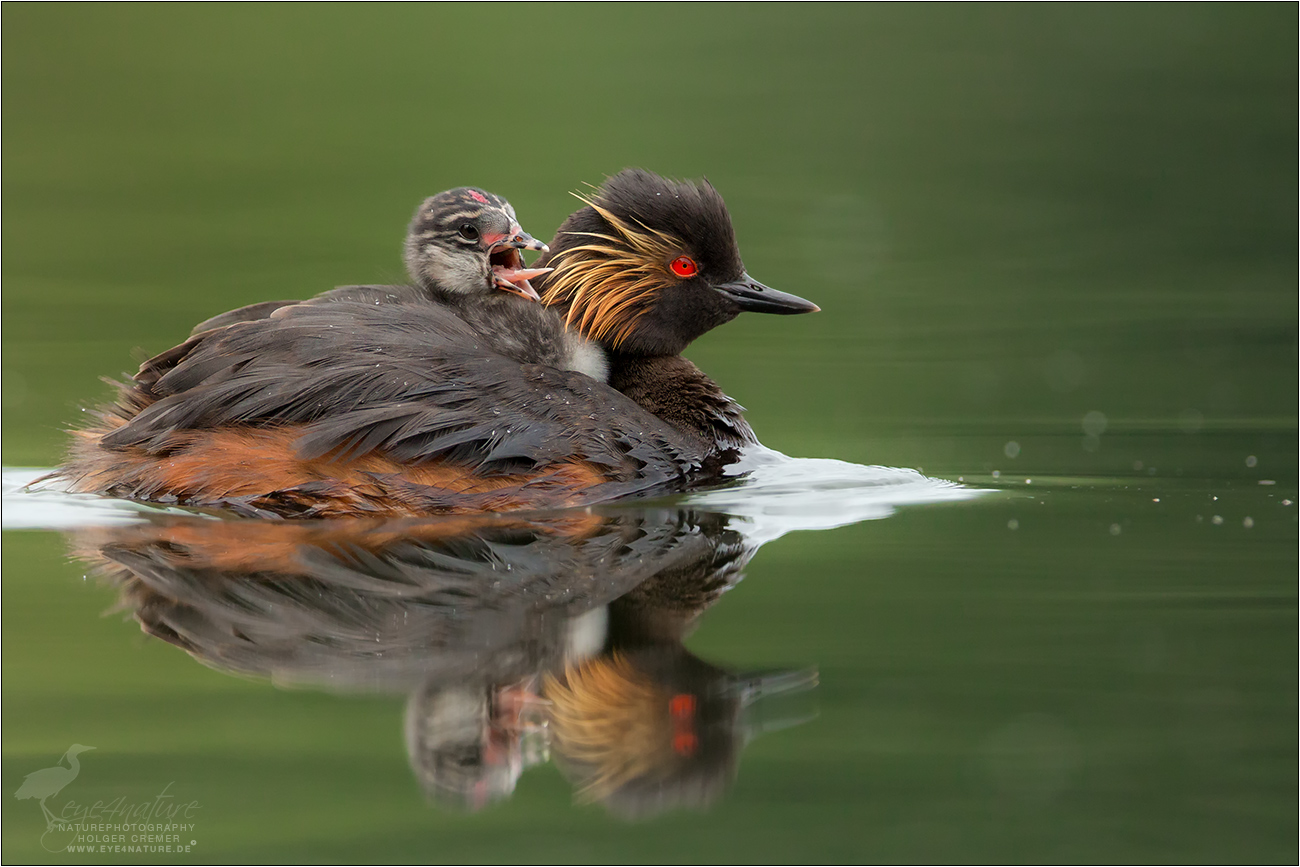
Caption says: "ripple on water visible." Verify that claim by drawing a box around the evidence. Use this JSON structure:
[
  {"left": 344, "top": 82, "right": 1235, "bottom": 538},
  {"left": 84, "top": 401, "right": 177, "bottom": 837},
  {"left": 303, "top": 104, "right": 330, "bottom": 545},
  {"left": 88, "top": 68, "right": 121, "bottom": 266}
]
[{"left": 3, "top": 450, "right": 987, "bottom": 538}]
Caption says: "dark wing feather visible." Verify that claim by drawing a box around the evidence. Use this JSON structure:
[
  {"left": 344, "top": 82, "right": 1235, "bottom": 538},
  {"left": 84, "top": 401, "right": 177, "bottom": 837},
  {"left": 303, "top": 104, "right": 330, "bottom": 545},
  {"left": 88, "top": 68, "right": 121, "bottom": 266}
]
[
  {"left": 103, "top": 300, "right": 705, "bottom": 486},
  {"left": 190, "top": 300, "right": 303, "bottom": 336},
  {"left": 187, "top": 285, "right": 421, "bottom": 336}
]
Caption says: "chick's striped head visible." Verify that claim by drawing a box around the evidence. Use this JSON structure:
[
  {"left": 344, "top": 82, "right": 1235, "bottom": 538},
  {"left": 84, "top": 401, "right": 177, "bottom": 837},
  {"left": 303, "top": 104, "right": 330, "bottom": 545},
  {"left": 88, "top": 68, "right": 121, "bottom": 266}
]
[{"left": 404, "top": 187, "right": 550, "bottom": 302}]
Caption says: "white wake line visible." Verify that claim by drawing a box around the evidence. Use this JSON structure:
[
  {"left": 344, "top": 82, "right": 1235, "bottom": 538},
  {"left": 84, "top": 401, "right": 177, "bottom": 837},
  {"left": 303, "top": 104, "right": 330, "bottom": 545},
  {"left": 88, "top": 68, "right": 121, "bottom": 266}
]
[
  {"left": 680, "top": 446, "right": 989, "bottom": 543},
  {"left": 3, "top": 468, "right": 205, "bottom": 529},
  {"left": 3, "top": 451, "right": 990, "bottom": 536}
]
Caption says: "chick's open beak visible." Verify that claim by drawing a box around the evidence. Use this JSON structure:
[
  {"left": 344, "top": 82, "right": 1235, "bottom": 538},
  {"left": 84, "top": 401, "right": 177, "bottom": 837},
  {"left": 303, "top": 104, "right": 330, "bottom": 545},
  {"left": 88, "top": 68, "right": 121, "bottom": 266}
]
[{"left": 489, "top": 224, "right": 552, "bottom": 302}]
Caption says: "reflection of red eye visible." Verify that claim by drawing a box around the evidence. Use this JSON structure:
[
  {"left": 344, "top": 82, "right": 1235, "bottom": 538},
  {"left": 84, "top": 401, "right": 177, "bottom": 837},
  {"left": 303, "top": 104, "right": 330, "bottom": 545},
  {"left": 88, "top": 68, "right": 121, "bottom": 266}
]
[
  {"left": 672, "top": 732, "right": 698, "bottom": 756},
  {"left": 670, "top": 256, "right": 698, "bottom": 278}
]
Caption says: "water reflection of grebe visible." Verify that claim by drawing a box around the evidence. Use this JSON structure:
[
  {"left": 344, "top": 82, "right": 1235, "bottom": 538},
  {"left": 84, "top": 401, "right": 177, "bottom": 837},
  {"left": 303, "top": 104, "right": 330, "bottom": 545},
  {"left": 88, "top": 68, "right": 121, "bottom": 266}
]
[{"left": 68, "top": 508, "right": 816, "bottom": 817}]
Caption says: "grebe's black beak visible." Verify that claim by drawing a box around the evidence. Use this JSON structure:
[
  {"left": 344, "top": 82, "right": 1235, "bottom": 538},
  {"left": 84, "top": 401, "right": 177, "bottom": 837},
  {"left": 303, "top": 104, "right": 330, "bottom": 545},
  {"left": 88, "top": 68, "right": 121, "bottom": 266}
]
[{"left": 714, "top": 273, "right": 820, "bottom": 314}]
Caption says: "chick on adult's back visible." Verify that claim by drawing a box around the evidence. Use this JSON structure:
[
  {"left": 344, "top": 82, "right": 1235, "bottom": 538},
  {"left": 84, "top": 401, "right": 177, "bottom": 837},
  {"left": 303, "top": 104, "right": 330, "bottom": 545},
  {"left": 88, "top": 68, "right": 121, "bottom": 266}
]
[
  {"left": 193, "top": 187, "right": 607, "bottom": 381},
  {"left": 402, "top": 188, "right": 607, "bottom": 381}
]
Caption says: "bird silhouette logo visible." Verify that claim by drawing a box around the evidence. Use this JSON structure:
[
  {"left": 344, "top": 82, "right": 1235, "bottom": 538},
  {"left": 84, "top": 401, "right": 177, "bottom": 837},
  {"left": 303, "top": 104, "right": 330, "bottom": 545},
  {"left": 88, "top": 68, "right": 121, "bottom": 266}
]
[{"left": 15, "top": 744, "right": 94, "bottom": 847}]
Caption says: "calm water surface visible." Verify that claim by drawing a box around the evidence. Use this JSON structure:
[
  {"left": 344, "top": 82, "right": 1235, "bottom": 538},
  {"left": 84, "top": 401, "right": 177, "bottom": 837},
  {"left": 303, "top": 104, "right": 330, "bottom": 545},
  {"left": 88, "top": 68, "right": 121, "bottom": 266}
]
[
  {"left": 3, "top": 454, "right": 1294, "bottom": 862},
  {"left": 3, "top": 5, "right": 1295, "bottom": 863}
]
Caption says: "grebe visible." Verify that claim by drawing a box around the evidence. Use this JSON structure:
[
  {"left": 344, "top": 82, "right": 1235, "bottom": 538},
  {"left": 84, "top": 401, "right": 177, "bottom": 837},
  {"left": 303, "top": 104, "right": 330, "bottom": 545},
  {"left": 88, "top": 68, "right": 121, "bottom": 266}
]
[{"left": 59, "top": 170, "right": 818, "bottom": 516}]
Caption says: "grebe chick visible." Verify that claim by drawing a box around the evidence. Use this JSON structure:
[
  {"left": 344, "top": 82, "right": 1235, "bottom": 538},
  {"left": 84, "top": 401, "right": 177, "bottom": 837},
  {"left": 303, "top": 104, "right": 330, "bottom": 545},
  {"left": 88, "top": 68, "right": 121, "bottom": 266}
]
[
  {"left": 401, "top": 188, "right": 607, "bottom": 382},
  {"left": 192, "top": 187, "right": 607, "bottom": 382}
]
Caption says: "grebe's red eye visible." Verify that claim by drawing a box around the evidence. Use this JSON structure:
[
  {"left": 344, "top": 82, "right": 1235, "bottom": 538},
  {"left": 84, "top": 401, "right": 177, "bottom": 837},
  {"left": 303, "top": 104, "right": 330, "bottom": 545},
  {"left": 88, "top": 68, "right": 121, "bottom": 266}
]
[{"left": 670, "top": 256, "right": 698, "bottom": 278}]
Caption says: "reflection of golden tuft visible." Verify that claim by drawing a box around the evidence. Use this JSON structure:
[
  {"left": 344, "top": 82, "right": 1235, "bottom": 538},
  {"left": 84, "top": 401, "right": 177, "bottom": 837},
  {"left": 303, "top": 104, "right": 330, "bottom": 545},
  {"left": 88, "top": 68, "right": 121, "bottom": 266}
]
[
  {"left": 541, "top": 195, "right": 682, "bottom": 348},
  {"left": 544, "top": 652, "right": 680, "bottom": 803}
]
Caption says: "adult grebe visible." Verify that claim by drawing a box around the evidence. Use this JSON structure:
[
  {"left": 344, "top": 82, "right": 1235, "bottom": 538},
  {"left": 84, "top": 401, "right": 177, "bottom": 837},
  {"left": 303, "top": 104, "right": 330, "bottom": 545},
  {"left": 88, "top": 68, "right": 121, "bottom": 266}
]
[{"left": 59, "top": 170, "right": 818, "bottom": 516}]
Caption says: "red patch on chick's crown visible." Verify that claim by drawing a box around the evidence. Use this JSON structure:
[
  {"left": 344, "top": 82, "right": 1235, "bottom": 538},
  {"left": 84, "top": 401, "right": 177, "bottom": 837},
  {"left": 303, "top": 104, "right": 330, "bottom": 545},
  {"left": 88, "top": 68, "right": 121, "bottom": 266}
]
[{"left": 468, "top": 190, "right": 490, "bottom": 204}]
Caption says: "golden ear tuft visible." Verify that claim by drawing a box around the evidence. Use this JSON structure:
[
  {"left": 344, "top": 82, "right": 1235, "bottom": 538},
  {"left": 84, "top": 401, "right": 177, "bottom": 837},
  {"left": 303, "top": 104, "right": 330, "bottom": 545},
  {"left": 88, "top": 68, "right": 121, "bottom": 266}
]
[{"left": 541, "top": 195, "right": 685, "bottom": 347}]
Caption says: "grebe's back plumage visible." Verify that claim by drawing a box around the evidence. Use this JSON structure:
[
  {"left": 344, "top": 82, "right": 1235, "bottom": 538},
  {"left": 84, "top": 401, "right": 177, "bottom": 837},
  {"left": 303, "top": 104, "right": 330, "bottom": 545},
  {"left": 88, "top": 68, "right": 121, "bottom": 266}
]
[
  {"left": 69, "top": 300, "right": 699, "bottom": 516},
  {"left": 59, "top": 171, "right": 817, "bottom": 516}
]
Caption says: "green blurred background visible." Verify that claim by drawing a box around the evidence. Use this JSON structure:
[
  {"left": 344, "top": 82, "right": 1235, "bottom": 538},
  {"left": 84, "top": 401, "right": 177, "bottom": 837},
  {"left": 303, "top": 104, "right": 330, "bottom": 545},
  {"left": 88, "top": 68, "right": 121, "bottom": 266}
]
[
  {"left": 4, "top": 4, "right": 1294, "bottom": 474},
  {"left": 3, "top": 5, "right": 1296, "bottom": 863}
]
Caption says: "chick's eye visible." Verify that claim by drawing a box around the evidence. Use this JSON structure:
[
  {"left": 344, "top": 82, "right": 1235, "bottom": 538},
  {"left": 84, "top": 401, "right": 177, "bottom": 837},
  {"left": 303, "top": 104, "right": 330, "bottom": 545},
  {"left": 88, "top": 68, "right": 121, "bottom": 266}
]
[
  {"left": 670, "top": 256, "right": 698, "bottom": 278},
  {"left": 458, "top": 223, "right": 479, "bottom": 241}
]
